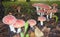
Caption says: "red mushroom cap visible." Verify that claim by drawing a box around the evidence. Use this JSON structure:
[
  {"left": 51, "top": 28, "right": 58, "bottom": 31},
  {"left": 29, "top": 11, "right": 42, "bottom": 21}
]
[
  {"left": 28, "top": 19, "right": 36, "bottom": 27},
  {"left": 38, "top": 16, "right": 46, "bottom": 21},
  {"left": 51, "top": 8, "right": 58, "bottom": 13},
  {"left": 45, "top": 9, "right": 52, "bottom": 15},
  {"left": 32, "top": 3, "right": 51, "bottom": 10},
  {"left": 2, "top": 15, "right": 17, "bottom": 25},
  {"left": 32, "top": 3, "right": 51, "bottom": 9},
  {"left": 13, "top": 19, "right": 25, "bottom": 28},
  {"left": 38, "top": 3, "right": 51, "bottom": 9}
]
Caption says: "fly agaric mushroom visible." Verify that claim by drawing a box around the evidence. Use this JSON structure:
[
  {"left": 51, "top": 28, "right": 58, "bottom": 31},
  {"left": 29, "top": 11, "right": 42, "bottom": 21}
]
[
  {"left": 39, "top": 3, "right": 51, "bottom": 11},
  {"left": 37, "top": 9, "right": 45, "bottom": 16},
  {"left": 32, "top": 3, "right": 51, "bottom": 16},
  {"left": 51, "top": 8, "right": 58, "bottom": 14},
  {"left": 28, "top": 19, "right": 36, "bottom": 30},
  {"left": 49, "top": 8, "right": 58, "bottom": 18},
  {"left": 46, "top": 9, "right": 52, "bottom": 20},
  {"left": 28, "top": 19, "right": 36, "bottom": 27},
  {"left": 2, "top": 15, "right": 17, "bottom": 33},
  {"left": 32, "top": 3, "right": 41, "bottom": 15},
  {"left": 38, "top": 16, "right": 46, "bottom": 26},
  {"left": 52, "top": 3, "right": 58, "bottom": 9},
  {"left": 38, "top": 3, "right": 51, "bottom": 13},
  {"left": 2, "top": 15, "right": 16, "bottom": 25},
  {"left": 13, "top": 19, "right": 25, "bottom": 33},
  {"left": 38, "top": 3, "right": 51, "bottom": 16}
]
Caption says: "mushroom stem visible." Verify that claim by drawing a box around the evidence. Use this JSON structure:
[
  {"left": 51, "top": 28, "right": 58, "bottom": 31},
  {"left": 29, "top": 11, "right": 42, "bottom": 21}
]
[
  {"left": 9, "top": 25, "right": 16, "bottom": 33},
  {"left": 17, "top": 28, "right": 21, "bottom": 33},
  {"left": 50, "top": 12, "right": 53, "bottom": 18},
  {"left": 41, "top": 13, "right": 44, "bottom": 16},
  {"left": 47, "top": 15, "right": 49, "bottom": 20},
  {"left": 36, "top": 7, "right": 39, "bottom": 12},
  {"left": 31, "top": 26, "right": 33, "bottom": 28},
  {"left": 53, "top": 6, "right": 56, "bottom": 9},
  {"left": 40, "top": 21, "right": 43, "bottom": 26},
  {"left": 31, "top": 26, "right": 35, "bottom": 30},
  {"left": 36, "top": 7, "right": 40, "bottom": 15},
  {"left": 18, "top": 9, "right": 20, "bottom": 13},
  {"left": 40, "top": 8, "right": 43, "bottom": 16}
]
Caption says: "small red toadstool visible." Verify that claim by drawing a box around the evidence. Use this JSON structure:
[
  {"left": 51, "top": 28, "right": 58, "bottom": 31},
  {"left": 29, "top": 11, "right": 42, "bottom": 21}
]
[{"left": 38, "top": 16, "right": 46, "bottom": 26}]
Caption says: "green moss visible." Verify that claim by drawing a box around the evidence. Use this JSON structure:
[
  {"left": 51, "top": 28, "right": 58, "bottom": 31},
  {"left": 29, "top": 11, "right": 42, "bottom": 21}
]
[
  {"left": 2, "top": 1, "right": 60, "bottom": 15},
  {"left": 2, "top": 1, "right": 60, "bottom": 7}
]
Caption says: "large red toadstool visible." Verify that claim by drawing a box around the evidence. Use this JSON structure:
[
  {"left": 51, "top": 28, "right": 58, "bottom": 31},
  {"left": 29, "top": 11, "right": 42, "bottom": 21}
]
[
  {"left": 2, "top": 15, "right": 16, "bottom": 25},
  {"left": 38, "top": 3, "right": 51, "bottom": 10},
  {"left": 2, "top": 15, "right": 17, "bottom": 33}
]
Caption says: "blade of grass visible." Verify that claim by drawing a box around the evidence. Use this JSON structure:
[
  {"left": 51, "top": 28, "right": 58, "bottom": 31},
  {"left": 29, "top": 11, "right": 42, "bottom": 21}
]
[
  {"left": 20, "top": 32, "right": 24, "bottom": 37},
  {"left": 26, "top": 34, "right": 29, "bottom": 37},
  {"left": 25, "top": 21, "right": 29, "bottom": 33},
  {"left": 52, "top": 15, "right": 58, "bottom": 22}
]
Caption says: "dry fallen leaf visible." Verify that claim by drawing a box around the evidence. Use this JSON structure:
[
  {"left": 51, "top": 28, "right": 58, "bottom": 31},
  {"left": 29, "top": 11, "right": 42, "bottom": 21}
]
[{"left": 35, "top": 26, "right": 44, "bottom": 37}]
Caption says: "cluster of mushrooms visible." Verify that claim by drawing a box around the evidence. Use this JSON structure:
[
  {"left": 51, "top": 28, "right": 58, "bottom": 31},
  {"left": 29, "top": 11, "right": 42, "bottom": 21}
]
[
  {"left": 32, "top": 3, "right": 58, "bottom": 25},
  {"left": 2, "top": 14, "right": 37, "bottom": 36},
  {"left": 2, "top": 3, "right": 58, "bottom": 37}
]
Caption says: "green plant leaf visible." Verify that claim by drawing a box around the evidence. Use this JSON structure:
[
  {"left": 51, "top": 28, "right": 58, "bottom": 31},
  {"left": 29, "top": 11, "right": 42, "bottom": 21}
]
[
  {"left": 25, "top": 21, "right": 29, "bottom": 33},
  {"left": 20, "top": 32, "right": 24, "bottom": 37},
  {"left": 52, "top": 15, "right": 58, "bottom": 22},
  {"left": 26, "top": 34, "right": 29, "bottom": 37}
]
